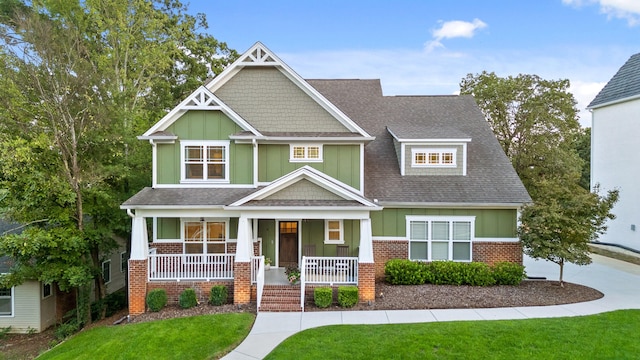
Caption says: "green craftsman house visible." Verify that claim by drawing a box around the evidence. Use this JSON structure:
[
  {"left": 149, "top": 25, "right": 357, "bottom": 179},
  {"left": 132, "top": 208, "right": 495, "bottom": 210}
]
[{"left": 121, "top": 42, "right": 530, "bottom": 314}]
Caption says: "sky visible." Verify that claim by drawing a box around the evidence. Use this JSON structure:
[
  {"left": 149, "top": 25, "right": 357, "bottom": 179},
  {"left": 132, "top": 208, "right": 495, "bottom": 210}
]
[{"left": 189, "top": 0, "right": 640, "bottom": 127}]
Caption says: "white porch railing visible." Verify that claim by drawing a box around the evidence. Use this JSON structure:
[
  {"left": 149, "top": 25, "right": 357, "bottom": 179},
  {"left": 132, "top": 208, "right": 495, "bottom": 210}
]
[
  {"left": 148, "top": 254, "right": 235, "bottom": 281},
  {"left": 300, "top": 256, "right": 359, "bottom": 311},
  {"left": 254, "top": 256, "right": 265, "bottom": 312},
  {"left": 250, "top": 256, "right": 261, "bottom": 284}
]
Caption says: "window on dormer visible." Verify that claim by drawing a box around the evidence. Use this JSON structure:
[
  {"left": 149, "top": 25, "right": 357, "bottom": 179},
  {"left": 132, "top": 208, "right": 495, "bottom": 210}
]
[
  {"left": 290, "top": 144, "right": 322, "bottom": 162},
  {"left": 181, "top": 141, "right": 229, "bottom": 183},
  {"left": 412, "top": 148, "right": 456, "bottom": 167}
]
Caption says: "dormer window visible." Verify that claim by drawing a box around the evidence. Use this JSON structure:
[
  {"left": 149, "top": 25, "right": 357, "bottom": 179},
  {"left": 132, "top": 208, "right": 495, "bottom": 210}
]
[
  {"left": 181, "top": 140, "right": 230, "bottom": 183},
  {"left": 412, "top": 148, "right": 456, "bottom": 168},
  {"left": 290, "top": 144, "right": 323, "bottom": 162}
]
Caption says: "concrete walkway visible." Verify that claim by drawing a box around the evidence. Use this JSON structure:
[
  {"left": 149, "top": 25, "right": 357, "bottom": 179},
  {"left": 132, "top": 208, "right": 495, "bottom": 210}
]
[{"left": 223, "top": 254, "right": 640, "bottom": 359}]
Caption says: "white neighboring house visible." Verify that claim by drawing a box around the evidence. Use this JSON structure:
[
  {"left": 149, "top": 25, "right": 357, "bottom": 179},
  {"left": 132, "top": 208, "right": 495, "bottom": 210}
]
[{"left": 588, "top": 53, "right": 640, "bottom": 252}]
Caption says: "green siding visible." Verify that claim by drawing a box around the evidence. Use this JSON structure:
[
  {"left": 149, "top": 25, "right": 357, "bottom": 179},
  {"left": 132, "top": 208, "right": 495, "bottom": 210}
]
[
  {"left": 156, "top": 110, "right": 253, "bottom": 184},
  {"left": 370, "top": 208, "right": 517, "bottom": 238},
  {"left": 258, "top": 220, "right": 276, "bottom": 263},
  {"left": 157, "top": 218, "right": 180, "bottom": 240},
  {"left": 301, "top": 220, "right": 360, "bottom": 256},
  {"left": 229, "top": 218, "right": 238, "bottom": 239},
  {"left": 258, "top": 144, "right": 360, "bottom": 189}
]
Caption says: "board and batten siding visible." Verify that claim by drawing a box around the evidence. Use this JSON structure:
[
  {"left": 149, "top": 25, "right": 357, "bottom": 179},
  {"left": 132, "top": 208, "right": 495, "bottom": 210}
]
[
  {"left": 371, "top": 208, "right": 518, "bottom": 238},
  {"left": 258, "top": 144, "right": 361, "bottom": 189},
  {"left": 156, "top": 110, "right": 253, "bottom": 185}
]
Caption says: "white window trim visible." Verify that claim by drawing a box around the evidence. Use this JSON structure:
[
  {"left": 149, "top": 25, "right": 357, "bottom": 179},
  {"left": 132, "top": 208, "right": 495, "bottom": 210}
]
[
  {"left": 0, "top": 285, "right": 13, "bottom": 317},
  {"left": 324, "top": 219, "right": 344, "bottom": 244},
  {"left": 120, "top": 251, "right": 127, "bottom": 273},
  {"left": 42, "top": 283, "right": 52, "bottom": 299},
  {"left": 289, "top": 144, "right": 323, "bottom": 163},
  {"left": 406, "top": 216, "right": 475, "bottom": 262},
  {"left": 411, "top": 148, "right": 457, "bottom": 168},
  {"left": 102, "top": 260, "right": 111, "bottom": 284},
  {"left": 180, "top": 140, "right": 230, "bottom": 183},
  {"left": 181, "top": 218, "right": 230, "bottom": 254}
]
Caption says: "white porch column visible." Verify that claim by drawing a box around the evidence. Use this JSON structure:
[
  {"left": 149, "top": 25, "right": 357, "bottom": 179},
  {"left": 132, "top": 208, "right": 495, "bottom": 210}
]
[
  {"left": 235, "top": 215, "right": 253, "bottom": 262},
  {"left": 359, "top": 218, "right": 374, "bottom": 263},
  {"left": 130, "top": 215, "right": 149, "bottom": 260}
]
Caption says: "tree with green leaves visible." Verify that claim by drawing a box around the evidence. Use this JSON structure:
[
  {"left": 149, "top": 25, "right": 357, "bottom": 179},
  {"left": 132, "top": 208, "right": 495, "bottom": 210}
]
[
  {"left": 518, "top": 182, "right": 618, "bottom": 286},
  {"left": 0, "top": 0, "right": 237, "bottom": 324},
  {"left": 460, "top": 72, "right": 618, "bottom": 285}
]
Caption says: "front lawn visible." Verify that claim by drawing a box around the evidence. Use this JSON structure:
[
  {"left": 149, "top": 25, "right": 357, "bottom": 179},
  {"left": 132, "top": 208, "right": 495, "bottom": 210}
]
[
  {"left": 266, "top": 310, "right": 640, "bottom": 359},
  {"left": 37, "top": 313, "right": 254, "bottom": 360}
]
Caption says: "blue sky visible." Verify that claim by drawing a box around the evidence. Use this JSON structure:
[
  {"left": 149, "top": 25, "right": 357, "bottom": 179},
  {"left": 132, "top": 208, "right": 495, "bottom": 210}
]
[{"left": 190, "top": 0, "right": 640, "bottom": 126}]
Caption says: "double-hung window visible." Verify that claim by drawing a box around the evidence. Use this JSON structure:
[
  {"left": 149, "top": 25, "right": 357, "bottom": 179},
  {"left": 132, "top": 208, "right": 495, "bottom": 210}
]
[
  {"left": 102, "top": 260, "right": 111, "bottom": 284},
  {"left": 407, "top": 216, "right": 474, "bottom": 261},
  {"left": 412, "top": 148, "right": 456, "bottom": 167},
  {"left": 183, "top": 219, "right": 227, "bottom": 254},
  {"left": 0, "top": 287, "right": 13, "bottom": 316},
  {"left": 290, "top": 144, "right": 322, "bottom": 162},
  {"left": 181, "top": 141, "right": 229, "bottom": 182}
]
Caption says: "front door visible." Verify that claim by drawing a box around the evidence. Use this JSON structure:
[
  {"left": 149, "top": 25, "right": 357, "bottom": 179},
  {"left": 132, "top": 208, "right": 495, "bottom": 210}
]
[{"left": 279, "top": 221, "right": 298, "bottom": 268}]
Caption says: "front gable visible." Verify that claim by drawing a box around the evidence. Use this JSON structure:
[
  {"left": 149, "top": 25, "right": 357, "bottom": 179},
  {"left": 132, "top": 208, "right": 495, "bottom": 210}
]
[{"left": 228, "top": 166, "right": 379, "bottom": 209}]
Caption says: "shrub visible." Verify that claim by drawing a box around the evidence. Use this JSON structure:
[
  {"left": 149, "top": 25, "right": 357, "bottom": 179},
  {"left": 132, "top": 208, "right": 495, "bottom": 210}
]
[
  {"left": 493, "top": 261, "right": 527, "bottom": 285},
  {"left": 314, "top": 287, "right": 332, "bottom": 308},
  {"left": 462, "top": 262, "right": 496, "bottom": 286},
  {"left": 0, "top": 326, "right": 11, "bottom": 340},
  {"left": 55, "top": 321, "right": 79, "bottom": 340},
  {"left": 337, "top": 286, "right": 358, "bottom": 308},
  {"left": 384, "top": 259, "right": 429, "bottom": 285},
  {"left": 146, "top": 289, "right": 167, "bottom": 312},
  {"left": 179, "top": 288, "right": 198, "bottom": 309},
  {"left": 209, "top": 285, "right": 228, "bottom": 306},
  {"left": 426, "top": 261, "right": 465, "bottom": 285}
]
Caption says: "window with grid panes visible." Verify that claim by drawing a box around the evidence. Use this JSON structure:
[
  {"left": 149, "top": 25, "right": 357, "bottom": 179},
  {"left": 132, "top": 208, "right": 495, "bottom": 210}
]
[{"left": 407, "top": 216, "right": 473, "bottom": 261}]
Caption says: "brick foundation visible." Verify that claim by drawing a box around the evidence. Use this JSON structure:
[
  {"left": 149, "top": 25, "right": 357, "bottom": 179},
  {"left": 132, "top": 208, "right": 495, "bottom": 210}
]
[
  {"left": 358, "top": 262, "right": 375, "bottom": 302},
  {"left": 233, "top": 262, "right": 251, "bottom": 304},
  {"left": 373, "top": 240, "right": 409, "bottom": 280},
  {"left": 147, "top": 281, "right": 234, "bottom": 305},
  {"left": 128, "top": 259, "right": 148, "bottom": 316},
  {"left": 473, "top": 242, "right": 523, "bottom": 265}
]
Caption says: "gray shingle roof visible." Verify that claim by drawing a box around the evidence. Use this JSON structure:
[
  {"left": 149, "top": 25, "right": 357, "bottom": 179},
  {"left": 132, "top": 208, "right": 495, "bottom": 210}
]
[
  {"left": 588, "top": 53, "right": 640, "bottom": 108},
  {"left": 121, "top": 187, "right": 259, "bottom": 207},
  {"left": 307, "top": 80, "right": 531, "bottom": 205}
]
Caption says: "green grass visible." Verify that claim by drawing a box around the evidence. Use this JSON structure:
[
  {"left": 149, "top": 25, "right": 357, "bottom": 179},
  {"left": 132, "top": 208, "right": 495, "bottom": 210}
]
[
  {"left": 37, "top": 313, "right": 254, "bottom": 360},
  {"left": 266, "top": 310, "right": 640, "bottom": 359}
]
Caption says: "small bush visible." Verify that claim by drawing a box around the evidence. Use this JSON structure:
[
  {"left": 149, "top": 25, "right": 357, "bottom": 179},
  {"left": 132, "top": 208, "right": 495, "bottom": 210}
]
[
  {"left": 462, "top": 262, "right": 496, "bottom": 286},
  {"left": 384, "top": 259, "right": 429, "bottom": 285},
  {"left": 337, "top": 286, "right": 358, "bottom": 308},
  {"left": 209, "top": 285, "right": 228, "bottom": 306},
  {"left": 146, "top": 289, "right": 167, "bottom": 312},
  {"left": 493, "top": 262, "right": 526, "bottom": 285},
  {"left": 314, "top": 287, "right": 332, "bottom": 308},
  {"left": 55, "top": 322, "right": 79, "bottom": 340},
  {"left": 427, "top": 261, "right": 465, "bottom": 285},
  {"left": 179, "top": 288, "right": 198, "bottom": 309},
  {"left": 0, "top": 326, "right": 11, "bottom": 339}
]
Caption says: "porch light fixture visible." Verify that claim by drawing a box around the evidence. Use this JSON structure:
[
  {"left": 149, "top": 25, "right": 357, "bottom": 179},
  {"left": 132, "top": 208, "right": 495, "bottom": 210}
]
[{"left": 200, "top": 217, "right": 205, "bottom": 222}]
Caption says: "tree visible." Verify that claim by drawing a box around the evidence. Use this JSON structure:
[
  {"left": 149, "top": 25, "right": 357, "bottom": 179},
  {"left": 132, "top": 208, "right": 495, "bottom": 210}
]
[
  {"left": 572, "top": 127, "right": 591, "bottom": 191},
  {"left": 519, "top": 182, "right": 618, "bottom": 286},
  {"left": 0, "top": 0, "right": 237, "bottom": 324},
  {"left": 460, "top": 72, "right": 618, "bottom": 285},
  {"left": 460, "top": 71, "right": 583, "bottom": 197}
]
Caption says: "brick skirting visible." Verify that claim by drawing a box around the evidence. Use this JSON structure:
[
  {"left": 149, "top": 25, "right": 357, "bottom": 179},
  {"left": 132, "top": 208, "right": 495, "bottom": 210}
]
[
  {"left": 472, "top": 242, "right": 523, "bottom": 265},
  {"left": 373, "top": 240, "right": 409, "bottom": 280},
  {"left": 128, "top": 259, "right": 148, "bottom": 315},
  {"left": 147, "top": 281, "right": 234, "bottom": 305}
]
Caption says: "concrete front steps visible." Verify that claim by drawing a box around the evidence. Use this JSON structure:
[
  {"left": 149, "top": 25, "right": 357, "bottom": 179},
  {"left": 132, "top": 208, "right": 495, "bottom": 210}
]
[{"left": 259, "top": 285, "right": 302, "bottom": 312}]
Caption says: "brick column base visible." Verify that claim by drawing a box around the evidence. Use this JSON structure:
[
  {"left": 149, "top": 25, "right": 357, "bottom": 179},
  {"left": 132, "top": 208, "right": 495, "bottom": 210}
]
[
  {"left": 128, "top": 259, "right": 148, "bottom": 315},
  {"left": 234, "top": 262, "right": 251, "bottom": 304},
  {"left": 358, "top": 262, "right": 375, "bottom": 303}
]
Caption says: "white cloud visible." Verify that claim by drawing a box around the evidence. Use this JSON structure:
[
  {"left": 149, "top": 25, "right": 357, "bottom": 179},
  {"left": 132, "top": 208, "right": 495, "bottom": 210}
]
[
  {"left": 563, "top": 0, "right": 640, "bottom": 26},
  {"left": 425, "top": 19, "right": 487, "bottom": 52}
]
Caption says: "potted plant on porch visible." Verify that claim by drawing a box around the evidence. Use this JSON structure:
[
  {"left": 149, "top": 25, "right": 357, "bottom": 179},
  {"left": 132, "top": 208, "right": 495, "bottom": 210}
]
[
  {"left": 264, "top": 257, "right": 272, "bottom": 271},
  {"left": 285, "top": 266, "right": 301, "bottom": 285}
]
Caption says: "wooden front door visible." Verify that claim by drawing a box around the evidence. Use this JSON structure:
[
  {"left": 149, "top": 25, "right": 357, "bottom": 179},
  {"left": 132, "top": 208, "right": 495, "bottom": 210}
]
[{"left": 279, "top": 221, "right": 298, "bottom": 267}]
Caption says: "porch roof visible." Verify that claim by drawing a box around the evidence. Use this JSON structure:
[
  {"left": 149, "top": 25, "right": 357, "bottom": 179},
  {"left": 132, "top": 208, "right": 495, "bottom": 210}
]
[{"left": 121, "top": 187, "right": 259, "bottom": 208}]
